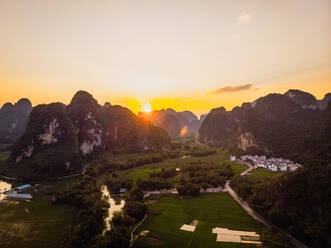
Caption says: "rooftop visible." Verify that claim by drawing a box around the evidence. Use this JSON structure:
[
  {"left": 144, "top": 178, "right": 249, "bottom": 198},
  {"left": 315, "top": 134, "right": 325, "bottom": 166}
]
[
  {"left": 16, "top": 184, "right": 32, "bottom": 190},
  {"left": 7, "top": 193, "right": 32, "bottom": 199}
]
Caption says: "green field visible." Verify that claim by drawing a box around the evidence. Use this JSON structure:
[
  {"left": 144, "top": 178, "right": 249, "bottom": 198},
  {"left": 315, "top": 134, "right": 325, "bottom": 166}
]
[
  {"left": 0, "top": 200, "right": 74, "bottom": 248},
  {"left": 128, "top": 168, "right": 161, "bottom": 185},
  {"left": 95, "top": 148, "right": 230, "bottom": 188},
  {"left": 135, "top": 194, "right": 261, "bottom": 248},
  {"left": 249, "top": 169, "right": 283, "bottom": 178},
  {"left": 229, "top": 162, "right": 247, "bottom": 175},
  {"left": 0, "top": 152, "right": 10, "bottom": 162}
]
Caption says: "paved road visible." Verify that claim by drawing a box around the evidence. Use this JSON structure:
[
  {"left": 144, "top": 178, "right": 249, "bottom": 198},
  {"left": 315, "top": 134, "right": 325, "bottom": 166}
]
[
  {"left": 130, "top": 214, "right": 148, "bottom": 247},
  {"left": 0, "top": 174, "right": 18, "bottom": 180},
  {"left": 226, "top": 164, "right": 309, "bottom": 248}
]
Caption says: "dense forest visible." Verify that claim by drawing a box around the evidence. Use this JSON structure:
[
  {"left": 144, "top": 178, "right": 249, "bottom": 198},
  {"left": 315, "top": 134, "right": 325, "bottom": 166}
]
[
  {"left": 230, "top": 163, "right": 331, "bottom": 248},
  {"left": 55, "top": 169, "right": 108, "bottom": 247},
  {"left": 55, "top": 168, "right": 148, "bottom": 248}
]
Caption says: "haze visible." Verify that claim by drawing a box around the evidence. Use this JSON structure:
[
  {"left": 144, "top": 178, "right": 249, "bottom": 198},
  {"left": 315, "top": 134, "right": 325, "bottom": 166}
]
[{"left": 0, "top": 0, "right": 330, "bottom": 115}]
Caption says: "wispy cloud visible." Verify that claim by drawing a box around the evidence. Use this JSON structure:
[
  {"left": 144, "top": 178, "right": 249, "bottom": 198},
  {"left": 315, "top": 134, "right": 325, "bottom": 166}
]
[
  {"left": 209, "top": 83, "right": 253, "bottom": 94},
  {"left": 238, "top": 12, "right": 251, "bottom": 23}
]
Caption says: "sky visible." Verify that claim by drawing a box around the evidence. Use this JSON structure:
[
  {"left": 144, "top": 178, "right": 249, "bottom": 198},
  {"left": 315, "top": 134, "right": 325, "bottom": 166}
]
[{"left": 0, "top": 0, "right": 330, "bottom": 116}]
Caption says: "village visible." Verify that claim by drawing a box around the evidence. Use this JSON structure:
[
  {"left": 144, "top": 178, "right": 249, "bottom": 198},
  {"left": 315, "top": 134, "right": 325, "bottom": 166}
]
[{"left": 231, "top": 155, "right": 301, "bottom": 172}]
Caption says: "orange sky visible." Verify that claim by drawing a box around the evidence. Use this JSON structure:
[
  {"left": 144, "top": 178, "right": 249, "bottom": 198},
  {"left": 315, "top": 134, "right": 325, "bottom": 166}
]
[{"left": 0, "top": 0, "right": 330, "bottom": 116}]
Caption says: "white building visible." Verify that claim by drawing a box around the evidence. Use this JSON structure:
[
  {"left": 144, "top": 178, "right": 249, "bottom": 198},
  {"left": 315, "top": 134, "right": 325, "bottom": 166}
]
[{"left": 212, "top": 227, "right": 261, "bottom": 244}]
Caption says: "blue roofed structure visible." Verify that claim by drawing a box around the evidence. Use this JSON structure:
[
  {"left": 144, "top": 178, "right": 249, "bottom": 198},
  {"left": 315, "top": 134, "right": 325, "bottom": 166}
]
[{"left": 16, "top": 184, "right": 32, "bottom": 191}]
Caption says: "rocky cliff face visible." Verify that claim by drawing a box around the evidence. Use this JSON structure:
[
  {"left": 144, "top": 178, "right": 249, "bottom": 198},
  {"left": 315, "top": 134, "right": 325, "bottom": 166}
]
[
  {"left": 0, "top": 98, "right": 32, "bottom": 144},
  {"left": 6, "top": 91, "right": 171, "bottom": 179},
  {"left": 138, "top": 108, "right": 202, "bottom": 138},
  {"left": 9, "top": 103, "right": 80, "bottom": 178},
  {"left": 199, "top": 89, "right": 331, "bottom": 164}
]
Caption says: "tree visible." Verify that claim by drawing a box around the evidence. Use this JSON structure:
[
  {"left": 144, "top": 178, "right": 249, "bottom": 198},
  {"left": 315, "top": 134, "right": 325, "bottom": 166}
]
[
  {"left": 111, "top": 212, "right": 135, "bottom": 227},
  {"left": 124, "top": 201, "right": 147, "bottom": 221},
  {"left": 177, "top": 183, "right": 200, "bottom": 196},
  {"left": 129, "top": 188, "right": 144, "bottom": 201},
  {"left": 103, "top": 226, "right": 130, "bottom": 248}
]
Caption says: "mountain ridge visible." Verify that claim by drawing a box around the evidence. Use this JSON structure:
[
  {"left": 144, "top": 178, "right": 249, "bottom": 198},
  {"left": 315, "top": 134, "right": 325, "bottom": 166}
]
[
  {"left": 4, "top": 91, "right": 171, "bottom": 179},
  {"left": 199, "top": 89, "right": 331, "bottom": 164},
  {"left": 0, "top": 98, "right": 32, "bottom": 145}
]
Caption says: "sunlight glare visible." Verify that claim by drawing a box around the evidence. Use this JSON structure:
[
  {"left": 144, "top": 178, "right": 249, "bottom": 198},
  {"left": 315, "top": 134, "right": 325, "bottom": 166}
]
[
  {"left": 180, "top": 125, "right": 188, "bottom": 136},
  {"left": 140, "top": 101, "right": 152, "bottom": 113}
]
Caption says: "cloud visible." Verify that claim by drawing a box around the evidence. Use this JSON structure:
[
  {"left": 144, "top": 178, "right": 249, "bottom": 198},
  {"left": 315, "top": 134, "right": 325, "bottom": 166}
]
[
  {"left": 209, "top": 83, "right": 253, "bottom": 95},
  {"left": 238, "top": 12, "right": 251, "bottom": 23}
]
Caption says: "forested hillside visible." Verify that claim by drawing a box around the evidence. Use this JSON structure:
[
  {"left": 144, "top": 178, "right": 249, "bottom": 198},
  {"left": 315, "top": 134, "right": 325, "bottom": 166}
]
[
  {"left": 199, "top": 90, "right": 331, "bottom": 165},
  {"left": 231, "top": 163, "right": 331, "bottom": 247}
]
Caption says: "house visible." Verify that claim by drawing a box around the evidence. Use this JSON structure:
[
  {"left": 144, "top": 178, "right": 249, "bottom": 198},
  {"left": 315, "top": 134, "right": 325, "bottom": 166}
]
[
  {"left": 240, "top": 154, "right": 301, "bottom": 172},
  {"left": 230, "top": 156, "right": 236, "bottom": 161},
  {"left": 16, "top": 184, "right": 32, "bottom": 192},
  {"left": 7, "top": 193, "right": 32, "bottom": 199}
]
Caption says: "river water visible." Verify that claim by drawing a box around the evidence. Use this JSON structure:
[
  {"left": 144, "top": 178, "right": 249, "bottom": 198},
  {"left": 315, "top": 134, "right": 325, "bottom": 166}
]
[
  {"left": 101, "top": 185, "right": 125, "bottom": 232},
  {"left": 0, "top": 180, "right": 12, "bottom": 201}
]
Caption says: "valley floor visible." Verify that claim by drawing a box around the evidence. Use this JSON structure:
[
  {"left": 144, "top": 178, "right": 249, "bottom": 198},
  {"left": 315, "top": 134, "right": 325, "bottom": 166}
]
[
  {"left": 0, "top": 200, "right": 74, "bottom": 248},
  {"left": 134, "top": 193, "right": 261, "bottom": 248}
]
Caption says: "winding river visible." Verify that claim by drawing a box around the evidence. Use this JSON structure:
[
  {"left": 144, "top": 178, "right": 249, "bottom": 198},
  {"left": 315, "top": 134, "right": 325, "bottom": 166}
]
[{"left": 101, "top": 185, "right": 125, "bottom": 232}]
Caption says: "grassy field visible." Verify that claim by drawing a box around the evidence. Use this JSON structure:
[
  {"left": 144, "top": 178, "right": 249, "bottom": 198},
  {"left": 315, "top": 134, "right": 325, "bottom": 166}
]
[
  {"left": 0, "top": 153, "right": 10, "bottom": 162},
  {"left": 229, "top": 162, "right": 247, "bottom": 175},
  {"left": 110, "top": 149, "right": 229, "bottom": 182},
  {"left": 135, "top": 194, "right": 261, "bottom": 248},
  {"left": 128, "top": 168, "right": 161, "bottom": 186},
  {"left": 31, "top": 176, "right": 82, "bottom": 200},
  {"left": 0, "top": 176, "right": 82, "bottom": 248},
  {"left": 249, "top": 168, "right": 284, "bottom": 178},
  {"left": 0, "top": 200, "right": 74, "bottom": 248},
  {"left": 0, "top": 152, "right": 10, "bottom": 167}
]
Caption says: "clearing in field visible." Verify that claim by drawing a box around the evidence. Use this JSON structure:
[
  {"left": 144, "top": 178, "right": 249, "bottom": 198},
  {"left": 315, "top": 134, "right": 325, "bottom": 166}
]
[{"left": 135, "top": 193, "right": 261, "bottom": 248}]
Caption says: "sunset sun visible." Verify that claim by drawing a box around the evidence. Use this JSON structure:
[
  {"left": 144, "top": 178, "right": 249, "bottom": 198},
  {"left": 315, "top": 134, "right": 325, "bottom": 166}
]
[{"left": 140, "top": 102, "right": 152, "bottom": 113}]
